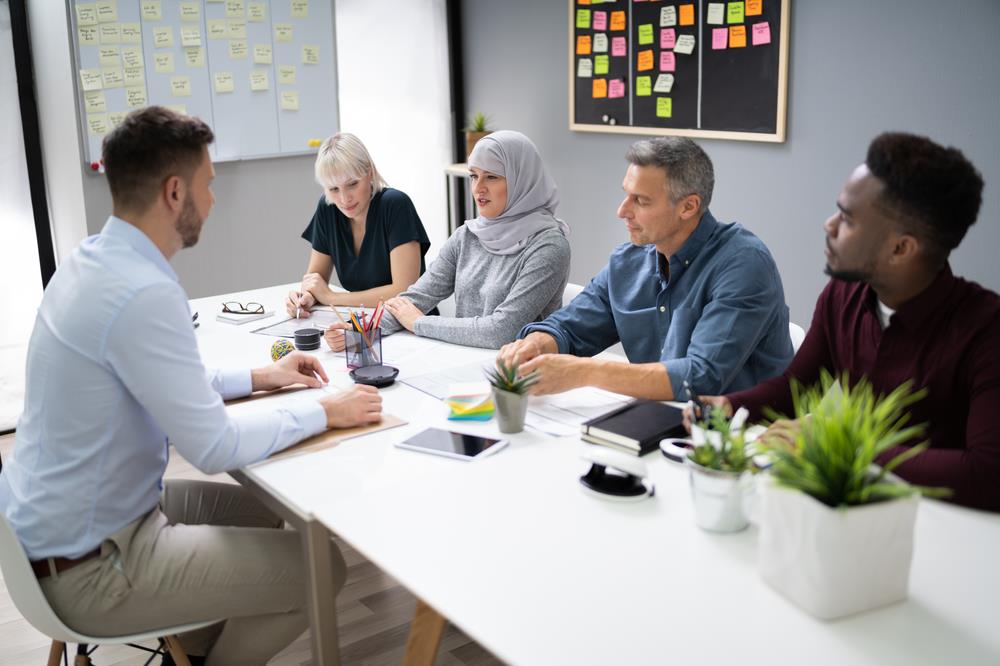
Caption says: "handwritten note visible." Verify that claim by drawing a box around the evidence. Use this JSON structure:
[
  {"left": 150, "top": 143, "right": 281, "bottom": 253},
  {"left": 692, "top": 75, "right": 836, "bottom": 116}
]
[
  {"left": 248, "top": 3, "right": 266, "bottom": 21},
  {"left": 593, "top": 33, "right": 608, "bottom": 52},
  {"left": 593, "top": 11, "right": 607, "bottom": 31},
  {"left": 101, "top": 67, "right": 124, "bottom": 88},
  {"left": 229, "top": 39, "right": 248, "bottom": 59},
  {"left": 228, "top": 20, "right": 247, "bottom": 39},
  {"left": 180, "top": 2, "right": 199, "bottom": 21},
  {"left": 98, "top": 47, "right": 120, "bottom": 67},
  {"left": 249, "top": 70, "right": 269, "bottom": 91},
  {"left": 727, "top": 1, "right": 745, "bottom": 24},
  {"left": 96, "top": 1, "right": 117, "bottom": 23},
  {"left": 679, "top": 4, "right": 695, "bottom": 26},
  {"left": 121, "top": 23, "right": 141, "bottom": 44},
  {"left": 636, "top": 76, "right": 651, "bottom": 96},
  {"left": 154, "top": 52, "right": 174, "bottom": 73},
  {"left": 638, "top": 24, "right": 654, "bottom": 45},
  {"left": 611, "top": 36, "right": 626, "bottom": 57},
  {"left": 610, "top": 11, "right": 625, "bottom": 31},
  {"left": 208, "top": 20, "right": 227, "bottom": 39},
  {"left": 608, "top": 79, "right": 625, "bottom": 98},
  {"left": 126, "top": 86, "right": 147, "bottom": 108},
  {"left": 76, "top": 4, "right": 98, "bottom": 26},
  {"left": 577, "top": 58, "right": 593, "bottom": 78},
  {"left": 675, "top": 34, "right": 696, "bottom": 54},
  {"left": 637, "top": 49, "right": 654, "bottom": 72},
  {"left": 656, "top": 97, "right": 672, "bottom": 118},
  {"left": 181, "top": 27, "right": 201, "bottom": 47},
  {"left": 140, "top": 1, "right": 160, "bottom": 20},
  {"left": 576, "top": 35, "right": 592, "bottom": 55},
  {"left": 184, "top": 47, "right": 205, "bottom": 67},
  {"left": 751, "top": 21, "right": 771, "bottom": 45},
  {"left": 712, "top": 28, "right": 728, "bottom": 49},
  {"left": 123, "top": 67, "right": 144, "bottom": 86},
  {"left": 302, "top": 45, "right": 320, "bottom": 65},
  {"left": 84, "top": 91, "right": 107, "bottom": 113},
  {"left": 729, "top": 25, "right": 747, "bottom": 48},
  {"left": 278, "top": 65, "right": 296, "bottom": 85},
  {"left": 594, "top": 54, "right": 609, "bottom": 75},
  {"left": 659, "top": 51, "right": 675, "bottom": 72},
  {"left": 281, "top": 91, "right": 299, "bottom": 111},
  {"left": 291, "top": 0, "right": 308, "bottom": 18},
  {"left": 108, "top": 111, "right": 127, "bottom": 129},
  {"left": 226, "top": 0, "right": 244, "bottom": 18},
  {"left": 170, "top": 76, "right": 192, "bottom": 97},
  {"left": 576, "top": 9, "right": 591, "bottom": 29},
  {"left": 80, "top": 68, "right": 103, "bottom": 91},
  {"left": 87, "top": 114, "right": 108, "bottom": 136},
  {"left": 707, "top": 3, "right": 725, "bottom": 25},
  {"left": 214, "top": 71, "right": 235, "bottom": 93},
  {"left": 592, "top": 78, "right": 607, "bottom": 98},
  {"left": 153, "top": 26, "right": 173, "bottom": 49},
  {"left": 746, "top": 0, "right": 762, "bottom": 16},
  {"left": 661, "top": 28, "right": 676, "bottom": 50},
  {"left": 99, "top": 23, "right": 120, "bottom": 44},
  {"left": 653, "top": 73, "right": 674, "bottom": 93},
  {"left": 79, "top": 26, "right": 99, "bottom": 46},
  {"left": 253, "top": 44, "right": 273, "bottom": 64}
]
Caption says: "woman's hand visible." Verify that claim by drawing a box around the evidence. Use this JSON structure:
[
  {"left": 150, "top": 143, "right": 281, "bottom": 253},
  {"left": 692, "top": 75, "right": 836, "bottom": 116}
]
[
  {"left": 384, "top": 296, "right": 423, "bottom": 332},
  {"left": 324, "top": 322, "right": 352, "bottom": 352},
  {"left": 301, "top": 273, "right": 334, "bottom": 304},
  {"left": 286, "top": 290, "right": 317, "bottom": 318}
]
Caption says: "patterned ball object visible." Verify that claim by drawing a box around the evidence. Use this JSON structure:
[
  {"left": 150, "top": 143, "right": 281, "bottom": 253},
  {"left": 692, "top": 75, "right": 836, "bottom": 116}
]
[{"left": 270, "top": 339, "right": 295, "bottom": 362}]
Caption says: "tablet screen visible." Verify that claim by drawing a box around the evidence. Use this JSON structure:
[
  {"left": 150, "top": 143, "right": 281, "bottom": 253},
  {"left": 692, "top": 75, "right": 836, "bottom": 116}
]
[{"left": 400, "top": 428, "right": 504, "bottom": 459}]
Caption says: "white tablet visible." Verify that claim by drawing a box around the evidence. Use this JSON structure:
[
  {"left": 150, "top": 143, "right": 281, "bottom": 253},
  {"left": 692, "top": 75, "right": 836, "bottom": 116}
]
[{"left": 395, "top": 428, "right": 508, "bottom": 461}]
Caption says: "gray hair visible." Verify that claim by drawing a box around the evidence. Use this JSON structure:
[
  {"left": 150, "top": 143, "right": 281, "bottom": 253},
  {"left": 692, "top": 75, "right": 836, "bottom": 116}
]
[{"left": 625, "top": 137, "right": 714, "bottom": 213}]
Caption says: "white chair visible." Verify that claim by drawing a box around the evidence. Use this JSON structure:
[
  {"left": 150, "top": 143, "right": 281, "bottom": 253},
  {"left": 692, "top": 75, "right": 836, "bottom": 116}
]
[
  {"left": 0, "top": 512, "right": 217, "bottom": 666},
  {"left": 789, "top": 322, "right": 806, "bottom": 353},
  {"left": 562, "top": 282, "right": 585, "bottom": 308}
]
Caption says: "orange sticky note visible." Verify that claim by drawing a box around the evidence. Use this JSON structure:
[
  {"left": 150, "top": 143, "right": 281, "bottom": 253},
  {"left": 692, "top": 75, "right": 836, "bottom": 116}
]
[
  {"left": 578, "top": 0, "right": 591, "bottom": 4},
  {"left": 637, "top": 49, "right": 654, "bottom": 72},
  {"left": 610, "top": 11, "right": 626, "bottom": 31},
  {"left": 679, "top": 4, "right": 695, "bottom": 26},
  {"left": 729, "top": 25, "right": 747, "bottom": 48},
  {"left": 746, "top": 0, "right": 762, "bottom": 16},
  {"left": 592, "top": 78, "right": 607, "bottom": 98},
  {"left": 576, "top": 35, "right": 592, "bottom": 55}
]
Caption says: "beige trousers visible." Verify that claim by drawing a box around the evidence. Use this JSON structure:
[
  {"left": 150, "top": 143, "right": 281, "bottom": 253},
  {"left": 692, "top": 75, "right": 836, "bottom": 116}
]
[{"left": 40, "top": 480, "right": 346, "bottom": 666}]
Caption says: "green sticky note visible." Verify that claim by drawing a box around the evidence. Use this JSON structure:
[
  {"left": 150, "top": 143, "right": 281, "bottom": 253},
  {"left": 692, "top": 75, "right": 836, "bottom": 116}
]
[
  {"left": 727, "top": 2, "right": 744, "bottom": 23},
  {"left": 638, "top": 23, "right": 654, "bottom": 45},
  {"left": 656, "top": 97, "right": 672, "bottom": 118},
  {"left": 636, "top": 76, "right": 652, "bottom": 96},
  {"left": 576, "top": 9, "right": 591, "bottom": 29},
  {"left": 594, "top": 54, "right": 609, "bottom": 75}
]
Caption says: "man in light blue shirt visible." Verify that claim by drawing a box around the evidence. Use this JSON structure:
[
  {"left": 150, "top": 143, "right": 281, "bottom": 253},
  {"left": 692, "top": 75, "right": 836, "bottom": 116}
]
[
  {"left": 499, "top": 137, "right": 792, "bottom": 400},
  {"left": 0, "top": 107, "right": 382, "bottom": 665}
]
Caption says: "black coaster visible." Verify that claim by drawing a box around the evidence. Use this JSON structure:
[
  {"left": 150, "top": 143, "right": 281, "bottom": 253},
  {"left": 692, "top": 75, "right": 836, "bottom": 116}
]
[{"left": 349, "top": 365, "right": 399, "bottom": 388}]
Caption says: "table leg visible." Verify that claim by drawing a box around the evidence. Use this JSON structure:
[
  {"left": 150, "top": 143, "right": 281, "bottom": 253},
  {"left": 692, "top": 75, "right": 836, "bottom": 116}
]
[
  {"left": 303, "top": 518, "right": 341, "bottom": 666},
  {"left": 403, "top": 598, "right": 447, "bottom": 666}
]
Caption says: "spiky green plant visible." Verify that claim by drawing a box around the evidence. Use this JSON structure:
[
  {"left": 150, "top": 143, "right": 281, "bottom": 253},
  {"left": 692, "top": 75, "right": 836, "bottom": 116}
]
[
  {"left": 464, "top": 111, "right": 492, "bottom": 133},
  {"left": 760, "top": 371, "right": 950, "bottom": 508},
  {"left": 688, "top": 407, "right": 751, "bottom": 473},
  {"left": 485, "top": 359, "right": 538, "bottom": 395}
]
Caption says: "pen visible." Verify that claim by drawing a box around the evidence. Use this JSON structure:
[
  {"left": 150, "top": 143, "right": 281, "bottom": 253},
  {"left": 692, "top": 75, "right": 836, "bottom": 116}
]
[
  {"left": 683, "top": 380, "right": 709, "bottom": 421},
  {"left": 293, "top": 292, "right": 301, "bottom": 319}
]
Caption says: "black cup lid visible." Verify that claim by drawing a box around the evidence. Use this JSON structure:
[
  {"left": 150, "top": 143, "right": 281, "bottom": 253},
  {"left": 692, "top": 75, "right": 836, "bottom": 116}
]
[{"left": 294, "top": 328, "right": 321, "bottom": 341}]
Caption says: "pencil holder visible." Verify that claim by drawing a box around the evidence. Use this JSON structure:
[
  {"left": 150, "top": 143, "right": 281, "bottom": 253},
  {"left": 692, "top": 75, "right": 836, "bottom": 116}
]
[{"left": 345, "top": 328, "right": 382, "bottom": 369}]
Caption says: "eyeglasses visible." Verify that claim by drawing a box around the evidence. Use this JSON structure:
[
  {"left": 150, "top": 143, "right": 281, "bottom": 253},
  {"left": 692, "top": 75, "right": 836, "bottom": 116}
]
[{"left": 222, "top": 301, "right": 265, "bottom": 314}]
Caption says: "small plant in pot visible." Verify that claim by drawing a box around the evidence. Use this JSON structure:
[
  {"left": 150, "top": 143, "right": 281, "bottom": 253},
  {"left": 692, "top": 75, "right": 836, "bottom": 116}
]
[
  {"left": 463, "top": 111, "right": 493, "bottom": 158},
  {"left": 484, "top": 360, "right": 538, "bottom": 434},
  {"left": 687, "top": 406, "right": 755, "bottom": 533},
  {"left": 756, "top": 371, "right": 950, "bottom": 619}
]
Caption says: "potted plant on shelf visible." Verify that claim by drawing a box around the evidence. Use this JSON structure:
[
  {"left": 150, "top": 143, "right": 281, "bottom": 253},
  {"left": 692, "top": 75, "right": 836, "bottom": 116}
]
[
  {"left": 464, "top": 111, "right": 493, "bottom": 158},
  {"left": 484, "top": 360, "right": 537, "bottom": 434},
  {"left": 687, "top": 406, "right": 755, "bottom": 533},
  {"left": 756, "top": 372, "right": 950, "bottom": 619}
]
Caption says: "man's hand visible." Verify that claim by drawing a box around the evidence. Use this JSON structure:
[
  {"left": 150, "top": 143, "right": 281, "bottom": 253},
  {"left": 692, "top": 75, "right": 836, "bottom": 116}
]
[
  {"left": 497, "top": 332, "right": 557, "bottom": 369},
  {"left": 251, "top": 351, "right": 328, "bottom": 392},
  {"left": 682, "top": 395, "right": 733, "bottom": 432},
  {"left": 384, "top": 296, "right": 423, "bottom": 332},
  {"left": 320, "top": 384, "right": 383, "bottom": 428},
  {"left": 285, "top": 290, "right": 317, "bottom": 318},
  {"left": 301, "top": 273, "right": 334, "bottom": 304},
  {"left": 323, "top": 322, "right": 351, "bottom": 352},
  {"left": 519, "top": 353, "right": 588, "bottom": 396}
]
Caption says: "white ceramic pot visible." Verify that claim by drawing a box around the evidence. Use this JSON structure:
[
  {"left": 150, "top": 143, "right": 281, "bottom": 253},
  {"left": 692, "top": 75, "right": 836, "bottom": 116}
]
[
  {"left": 686, "top": 460, "right": 752, "bottom": 533},
  {"left": 757, "top": 482, "right": 919, "bottom": 619}
]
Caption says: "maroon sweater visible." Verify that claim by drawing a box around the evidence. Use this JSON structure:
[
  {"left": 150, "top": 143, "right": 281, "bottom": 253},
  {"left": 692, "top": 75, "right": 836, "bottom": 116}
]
[{"left": 727, "top": 266, "right": 1000, "bottom": 512}]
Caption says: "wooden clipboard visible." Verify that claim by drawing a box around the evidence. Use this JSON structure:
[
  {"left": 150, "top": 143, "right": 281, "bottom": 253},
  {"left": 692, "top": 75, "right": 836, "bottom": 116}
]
[{"left": 266, "top": 413, "right": 408, "bottom": 461}]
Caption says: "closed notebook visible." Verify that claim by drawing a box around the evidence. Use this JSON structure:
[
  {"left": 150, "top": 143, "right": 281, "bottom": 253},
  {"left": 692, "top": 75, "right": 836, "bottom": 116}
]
[
  {"left": 216, "top": 309, "right": 275, "bottom": 325},
  {"left": 581, "top": 399, "right": 686, "bottom": 456}
]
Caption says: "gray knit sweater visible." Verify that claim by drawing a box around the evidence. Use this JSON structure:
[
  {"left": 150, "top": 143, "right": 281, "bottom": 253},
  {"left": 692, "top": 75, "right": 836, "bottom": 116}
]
[{"left": 380, "top": 226, "right": 571, "bottom": 348}]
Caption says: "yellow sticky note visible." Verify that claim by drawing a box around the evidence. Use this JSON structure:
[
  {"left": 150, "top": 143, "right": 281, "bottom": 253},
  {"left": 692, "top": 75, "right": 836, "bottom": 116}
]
[
  {"left": 154, "top": 52, "right": 174, "bottom": 73},
  {"left": 228, "top": 20, "right": 247, "bottom": 39},
  {"left": 153, "top": 26, "right": 173, "bottom": 48},
  {"left": 84, "top": 90, "right": 107, "bottom": 113},
  {"left": 229, "top": 40, "right": 247, "bottom": 59},
  {"left": 592, "top": 78, "right": 607, "bottom": 98},
  {"left": 207, "top": 20, "right": 227, "bottom": 39},
  {"left": 214, "top": 71, "right": 235, "bottom": 93},
  {"left": 98, "top": 47, "right": 120, "bottom": 67},
  {"left": 99, "top": 23, "right": 120, "bottom": 44},
  {"left": 636, "top": 76, "right": 652, "bottom": 96},
  {"left": 575, "top": 35, "right": 591, "bottom": 55},
  {"left": 656, "top": 97, "right": 672, "bottom": 118},
  {"left": 101, "top": 67, "right": 124, "bottom": 88},
  {"left": 76, "top": 4, "right": 98, "bottom": 26},
  {"left": 280, "top": 91, "right": 299, "bottom": 111},
  {"left": 248, "top": 3, "right": 266, "bottom": 22},
  {"left": 141, "top": 1, "right": 161, "bottom": 21},
  {"left": 121, "top": 47, "right": 143, "bottom": 68},
  {"left": 291, "top": 0, "right": 308, "bottom": 18},
  {"left": 87, "top": 114, "right": 109, "bottom": 135},
  {"left": 79, "top": 26, "right": 99, "bottom": 45},
  {"left": 637, "top": 24, "right": 653, "bottom": 45},
  {"left": 80, "top": 68, "right": 104, "bottom": 91},
  {"left": 746, "top": 0, "right": 762, "bottom": 16},
  {"left": 181, "top": 27, "right": 201, "bottom": 47},
  {"left": 180, "top": 2, "right": 200, "bottom": 21},
  {"left": 274, "top": 23, "right": 293, "bottom": 42},
  {"left": 594, "top": 54, "right": 609, "bottom": 75},
  {"left": 108, "top": 111, "right": 127, "bottom": 129},
  {"left": 170, "top": 76, "right": 192, "bottom": 97},
  {"left": 96, "top": 1, "right": 117, "bottom": 23},
  {"left": 727, "top": 1, "right": 744, "bottom": 23},
  {"left": 301, "top": 45, "right": 319, "bottom": 65},
  {"left": 253, "top": 44, "right": 272, "bottom": 64},
  {"left": 226, "top": 0, "right": 245, "bottom": 18},
  {"left": 126, "top": 86, "right": 147, "bottom": 108},
  {"left": 124, "top": 67, "right": 145, "bottom": 86},
  {"left": 679, "top": 4, "right": 695, "bottom": 26},
  {"left": 120, "top": 23, "right": 141, "bottom": 43},
  {"left": 637, "top": 49, "right": 654, "bottom": 72},
  {"left": 184, "top": 47, "right": 205, "bottom": 67},
  {"left": 278, "top": 65, "right": 296, "bottom": 85},
  {"left": 249, "top": 69, "right": 269, "bottom": 91},
  {"left": 729, "top": 25, "right": 747, "bottom": 47}
]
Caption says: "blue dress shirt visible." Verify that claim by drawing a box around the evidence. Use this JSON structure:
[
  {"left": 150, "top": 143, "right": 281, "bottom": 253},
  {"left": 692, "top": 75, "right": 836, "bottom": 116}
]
[
  {"left": 520, "top": 212, "right": 793, "bottom": 397},
  {"left": 0, "top": 217, "right": 326, "bottom": 559}
]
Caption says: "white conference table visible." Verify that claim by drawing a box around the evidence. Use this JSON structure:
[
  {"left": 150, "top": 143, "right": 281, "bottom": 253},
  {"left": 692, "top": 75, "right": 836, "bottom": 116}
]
[{"left": 192, "top": 284, "right": 1000, "bottom": 666}]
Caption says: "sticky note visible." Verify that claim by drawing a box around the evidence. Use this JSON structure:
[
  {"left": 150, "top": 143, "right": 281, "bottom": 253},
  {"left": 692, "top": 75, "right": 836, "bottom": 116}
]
[
  {"left": 98, "top": 47, "right": 120, "bottom": 67},
  {"left": 253, "top": 44, "right": 272, "bottom": 64},
  {"left": 675, "top": 34, "right": 696, "bottom": 54},
  {"left": 302, "top": 45, "right": 320, "bottom": 65},
  {"left": 661, "top": 28, "right": 676, "bottom": 49},
  {"left": 746, "top": 0, "right": 762, "bottom": 16},
  {"left": 637, "top": 49, "right": 654, "bottom": 71},
  {"left": 180, "top": 2, "right": 199, "bottom": 21},
  {"left": 712, "top": 28, "right": 727, "bottom": 49},
  {"left": 593, "top": 33, "right": 608, "bottom": 52},
  {"left": 96, "top": 1, "right": 117, "bottom": 23},
  {"left": 181, "top": 27, "right": 201, "bottom": 47},
  {"left": 659, "top": 51, "right": 675, "bottom": 71},
  {"left": 592, "top": 78, "right": 607, "bottom": 98},
  {"left": 165, "top": 105, "right": 186, "bottom": 115},
  {"left": 101, "top": 67, "right": 124, "bottom": 88},
  {"left": 636, "top": 75, "right": 651, "bottom": 96},
  {"left": 727, "top": 2, "right": 744, "bottom": 23},
  {"left": 577, "top": 58, "right": 593, "bottom": 78},
  {"left": 659, "top": 6, "right": 676, "bottom": 27},
  {"left": 575, "top": 9, "right": 591, "bottom": 29},
  {"left": 656, "top": 97, "right": 672, "bottom": 118},
  {"left": 654, "top": 73, "right": 674, "bottom": 93},
  {"left": 707, "top": 3, "right": 725, "bottom": 24},
  {"left": 99, "top": 23, "right": 120, "bottom": 44},
  {"left": 123, "top": 67, "right": 144, "bottom": 86},
  {"left": 76, "top": 4, "right": 98, "bottom": 26},
  {"left": 214, "top": 71, "right": 234, "bottom": 93},
  {"left": 84, "top": 90, "right": 107, "bottom": 113},
  {"left": 87, "top": 113, "right": 108, "bottom": 135},
  {"left": 126, "top": 86, "right": 147, "bottom": 108},
  {"left": 226, "top": 0, "right": 244, "bottom": 18},
  {"left": 184, "top": 46, "right": 205, "bottom": 67},
  {"left": 153, "top": 26, "right": 173, "bottom": 48},
  {"left": 751, "top": 21, "right": 771, "bottom": 45},
  {"left": 79, "top": 26, "right": 99, "bottom": 46},
  {"left": 278, "top": 65, "right": 296, "bottom": 84},
  {"left": 611, "top": 36, "right": 626, "bottom": 56},
  {"left": 171, "top": 76, "right": 192, "bottom": 97},
  {"left": 248, "top": 3, "right": 266, "bottom": 21},
  {"left": 729, "top": 25, "right": 747, "bottom": 48},
  {"left": 608, "top": 79, "right": 625, "bottom": 98},
  {"left": 638, "top": 24, "right": 653, "bottom": 45},
  {"left": 594, "top": 54, "right": 609, "bottom": 75},
  {"left": 120, "top": 23, "right": 141, "bottom": 43},
  {"left": 80, "top": 68, "right": 103, "bottom": 91},
  {"left": 108, "top": 111, "right": 127, "bottom": 129},
  {"left": 576, "top": 35, "right": 591, "bottom": 55},
  {"left": 229, "top": 40, "right": 247, "bottom": 59},
  {"left": 679, "top": 4, "right": 695, "bottom": 26},
  {"left": 228, "top": 20, "right": 247, "bottom": 39},
  {"left": 593, "top": 11, "right": 607, "bottom": 31},
  {"left": 610, "top": 11, "right": 625, "bottom": 31},
  {"left": 291, "top": 0, "right": 308, "bottom": 18},
  {"left": 154, "top": 52, "right": 174, "bottom": 73},
  {"left": 249, "top": 69, "right": 269, "bottom": 91},
  {"left": 140, "top": 1, "right": 160, "bottom": 21},
  {"left": 275, "top": 23, "right": 293, "bottom": 42},
  {"left": 280, "top": 91, "right": 299, "bottom": 111}
]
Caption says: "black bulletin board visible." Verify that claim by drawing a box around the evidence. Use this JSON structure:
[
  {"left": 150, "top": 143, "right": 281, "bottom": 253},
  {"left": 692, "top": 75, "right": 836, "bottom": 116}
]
[{"left": 569, "top": 0, "right": 790, "bottom": 142}]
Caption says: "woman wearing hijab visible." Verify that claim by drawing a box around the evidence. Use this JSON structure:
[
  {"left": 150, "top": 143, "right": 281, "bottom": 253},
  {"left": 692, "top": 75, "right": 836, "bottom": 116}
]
[{"left": 325, "top": 130, "right": 571, "bottom": 349}]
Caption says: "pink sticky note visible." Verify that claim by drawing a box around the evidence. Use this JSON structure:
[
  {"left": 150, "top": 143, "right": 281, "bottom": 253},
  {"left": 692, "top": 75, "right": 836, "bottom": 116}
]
[
  {"left": 660, "top": 28, "right": 676, "bottom": 50},
  {"left": 593, "top": 11, "right": 607, "bottom": 31},
  {"left": 659, "top": 51, "right": 675, "bottom": 72},
  {"left": 751, "top": 21, "right": 771, "bottom": 45},
  {"left": 712, "top": 27, "right": 728, "bottom": 49},
  {"left": 608, "top": 79, "right": 625, "bottom": 98},
  {"left": 611, "top": 36, "right": 627, "bottom": 56}
]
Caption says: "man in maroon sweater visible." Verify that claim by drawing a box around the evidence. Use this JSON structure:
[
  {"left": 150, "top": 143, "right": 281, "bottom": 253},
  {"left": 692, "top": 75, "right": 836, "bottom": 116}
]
[{"left": 696, "top": 132, "right": 999, "bottom": 512}]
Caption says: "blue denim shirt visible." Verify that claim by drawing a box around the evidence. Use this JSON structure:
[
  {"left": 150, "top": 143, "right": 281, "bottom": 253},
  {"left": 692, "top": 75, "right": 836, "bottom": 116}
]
[{"left": 520, "top": 212, "right": 793, "bottom": 397}]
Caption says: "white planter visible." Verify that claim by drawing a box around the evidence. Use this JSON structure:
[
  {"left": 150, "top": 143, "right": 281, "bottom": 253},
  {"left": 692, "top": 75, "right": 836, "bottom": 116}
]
[
  {"left": 757, "top": 483, "right": 919, "bottom": 620},
  {"left": 686, "top": 461, "right": 752, "bottom": 533}
]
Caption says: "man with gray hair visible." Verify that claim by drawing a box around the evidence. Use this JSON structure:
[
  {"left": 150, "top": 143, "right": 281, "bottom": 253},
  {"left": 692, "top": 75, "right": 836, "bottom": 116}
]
[{"left": 498, "top": 137, "right": 792, "bottom": 400}]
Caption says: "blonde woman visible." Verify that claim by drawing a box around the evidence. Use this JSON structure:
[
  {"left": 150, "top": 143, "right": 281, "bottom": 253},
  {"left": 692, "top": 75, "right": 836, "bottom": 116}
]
[{"left": 286, "top": 133, "right": 431, "bottom": 316}]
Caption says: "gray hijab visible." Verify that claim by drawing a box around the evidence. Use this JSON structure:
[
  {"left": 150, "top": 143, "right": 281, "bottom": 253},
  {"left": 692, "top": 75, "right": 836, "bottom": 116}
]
[{"left": 465, "top": 130, "right": 570, "bottom": 255}]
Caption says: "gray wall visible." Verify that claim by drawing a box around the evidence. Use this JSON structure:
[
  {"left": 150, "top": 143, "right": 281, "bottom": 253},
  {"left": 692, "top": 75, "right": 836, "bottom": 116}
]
[{"left": 461, "top": 0, "right": 1000, "bottom": 325}]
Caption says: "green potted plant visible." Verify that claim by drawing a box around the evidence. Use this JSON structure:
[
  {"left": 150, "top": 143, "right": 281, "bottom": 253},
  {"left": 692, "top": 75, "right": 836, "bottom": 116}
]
[
  {"left": 463, "top": 111, "right": 493, "bottom": 159},
  {"left": 484, "top": 360, "right": 537, "bottom": 434},
  {"left": 687, "top": 407, "right": 755, "bottom": 533},
  {"left": 756, "top": 372, "right": 950, "bottom": 619}
]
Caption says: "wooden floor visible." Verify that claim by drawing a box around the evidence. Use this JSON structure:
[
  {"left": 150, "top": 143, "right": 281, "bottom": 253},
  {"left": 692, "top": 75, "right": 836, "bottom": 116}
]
[{"left": 0, "top": 434, "right": 504, "bottom": 666}]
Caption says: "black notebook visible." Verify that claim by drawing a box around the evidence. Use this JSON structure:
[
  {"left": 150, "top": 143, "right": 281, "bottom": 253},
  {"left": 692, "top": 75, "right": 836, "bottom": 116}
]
[{"left": 581, "top": 400, "right": 687, "bottom": 456}]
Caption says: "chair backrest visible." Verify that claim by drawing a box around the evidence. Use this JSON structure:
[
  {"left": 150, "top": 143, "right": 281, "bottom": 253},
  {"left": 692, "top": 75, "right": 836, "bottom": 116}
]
[
  {"left": 789, "top": 322, "right": 806, "bottom": 353},
  {"left": 562, "top": 282, "right": 585, "bottom": 308}
]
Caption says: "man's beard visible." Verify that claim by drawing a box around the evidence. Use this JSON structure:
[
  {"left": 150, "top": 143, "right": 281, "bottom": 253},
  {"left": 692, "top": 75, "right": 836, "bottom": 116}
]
[
  {"left": 824, "top": 264, "right": 872, "bottom": 283},
  {"left": 175, "top": 195, "right": 202, "bottom": 248}
]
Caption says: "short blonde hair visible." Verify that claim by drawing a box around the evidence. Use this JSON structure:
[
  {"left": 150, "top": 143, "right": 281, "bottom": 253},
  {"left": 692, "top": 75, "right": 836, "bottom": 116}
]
[{"left": 314, "top": 133, "right": 387, "bottom": 201}]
